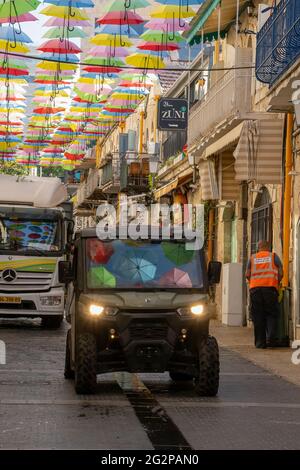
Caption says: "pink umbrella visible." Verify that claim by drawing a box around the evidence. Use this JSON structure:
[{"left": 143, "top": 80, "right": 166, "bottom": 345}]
[
  {"left": 0, "top": 13, "right": 38, "bottom": 24},
  {"left": 76, "top": 83, "right": 112, "bottom": 93},
  {"left": 89, "top": 46, "right": 128, "bottom": 58},
  {"left": 159, "top": 268, "right": 193, "bottom": 288},
  {"left": 145, "top": 19, "right": 189, "bottom": 32},
  {"left": 44, "top": 17, "right": 91, "bottom": 27}
]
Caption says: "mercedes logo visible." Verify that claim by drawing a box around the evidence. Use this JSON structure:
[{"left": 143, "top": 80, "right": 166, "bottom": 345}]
[{"left": 2, "top": 269, "right": 17, "bottom": 283}]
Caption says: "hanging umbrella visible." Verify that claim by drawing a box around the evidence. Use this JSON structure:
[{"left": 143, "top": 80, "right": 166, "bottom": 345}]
[
  {"left": 159, "top": 267, "right": 192, "bottom": 288},
  {"left": 151, "top": 6, "right": 196, "bottom": 18},
  {"left": 42, "top": 27, "right": 87, "bottom": 39},
  {"left": 45, "top": 0, "right": 94, "bottom": 7},
  {"left": 141, "top": 30, "right": 185, "bottom": 43},
  {"left": 38, "top": 39, "right": 82, "bottom": 54},
  {"left": 0, "top": 12, "right": 38, "bottom": 24},
  {"left": 103, "top": 0, "right": 149, "bottom": 11},
  {"left": 0, "top": 26, "right": 33, "bottom": 43},
  {"left": 43, "top": 17, "right": 91, "bottom": 27},
  {"left": 96, "top": 24, "right": 140, "bottom": 38},
  {"left": 90, "top": 34, "right": 132, "bottom": 48},
  {"left": 88, "top": 45, "right": 128, "bottom": 58},
  {"left": 0, "top": 0, "right": 40, "bottom": 19},
  {"left": 138, "top": 42, "right": 179, "bottom": 52},
  {"left": 97, "top": 11, "right": 144, "bottom": 26},
  {"left": 126, "top": 53, "right": 165, "bottom": 70},
  {"left": 161, "top": 242, "right": 194, "bottom": 266},
  {"left": 40, "top": 5, "right": 90, "bottom": 21},
  {"left": 145, "top": 18, "right": 189, "bottom": 32}
]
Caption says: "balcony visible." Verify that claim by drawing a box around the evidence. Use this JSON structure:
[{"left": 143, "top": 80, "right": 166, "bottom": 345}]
[
  {"left": 120, "top": 156, "right": 149, "bottom": 194},
  {"left": 99, "top": 153, "right": 120, "bottom": 194},
  {"left": 188, "top": 47, "right": 252, "bottom": 152},
  {"left": 74, "top": 168, "right": 106, "bottom": 209},
  {"left": 256, "top": 0, "right": 300, "bottom": 87}
]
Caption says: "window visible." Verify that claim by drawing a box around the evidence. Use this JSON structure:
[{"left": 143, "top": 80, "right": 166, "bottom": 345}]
[{"left": 251, "top": 188, "right": 273, "bottom": 254}]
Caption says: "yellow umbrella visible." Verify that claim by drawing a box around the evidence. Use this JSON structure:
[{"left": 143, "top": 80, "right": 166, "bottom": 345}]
[
  {"left": 34, "top": 90, "right": 70, "bottom": 97},
  {"left": 125, "top": 53, "right": 165, "bottom": 70},
  {"left": 90, "top": 34, "right": 132, "bottom": 48},
  {"left": 40, "top": 5, "right": 89, "bottom": 21},
  {"left": 150, "top": 5, "right": 196, "bottom": 19},
  {"left": 77, "top": 77, "right": 114, "bottom": 85},
  {"left": 0, "top": 142, "right": 19, "bottom": 150},
  {"left": 36, "top": 61, "right": 77, "bottom": 71},
  {"left": 0, "top": 41, "right": 30, "bottom": 53}
]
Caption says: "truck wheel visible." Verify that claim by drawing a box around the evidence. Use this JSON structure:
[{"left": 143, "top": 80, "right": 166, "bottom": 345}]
[
  {"left": 169, "top": 372, "right": 193, "bottom": 382},
  {"left": 41, "top": 315, "right": 63, "bottom": 329},
  {"left": 75, "top": 333, "right": 97, "bottom": 394},
  {"left": 64, "top": 329, "right": 74, "bottom": 379},
  {"left": 194, "top": 335, "right": 219, "bottom": 397}
]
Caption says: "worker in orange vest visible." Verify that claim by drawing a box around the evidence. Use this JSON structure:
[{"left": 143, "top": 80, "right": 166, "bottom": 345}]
[{"left": 246, "top": 240, "right": 283, "bottom": 349}]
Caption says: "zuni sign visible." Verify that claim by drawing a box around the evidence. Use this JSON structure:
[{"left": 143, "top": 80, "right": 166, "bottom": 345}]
[{"left": 158, "top": 98, "right": 188, "bottom": 131}]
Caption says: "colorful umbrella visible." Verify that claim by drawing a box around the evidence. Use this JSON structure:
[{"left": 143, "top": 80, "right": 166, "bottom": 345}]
[
  {"left": 159, "top": 268, "right": 192, "bottom": 288},
  {"left": 162, "top": 242, "right": 194, "bottom": 266}
]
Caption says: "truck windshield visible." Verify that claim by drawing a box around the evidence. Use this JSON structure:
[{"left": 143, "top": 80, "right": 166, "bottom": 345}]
[
  {"left": 0, "top": 217, "right": 62, "bottom": 255},
  {"left": 85, "top": 238, "right": 204, "bottom": 290}
]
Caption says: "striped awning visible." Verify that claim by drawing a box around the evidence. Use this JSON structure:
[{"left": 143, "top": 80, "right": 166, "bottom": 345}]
[
  {"left": 220, "top": 151, "right": 240, "bottom": 201},
  {"left": 234, "top": 119, "right": 284, "bottom": 184},
  {"left": 154, "top": 178, "right": 178, "bottom": 200},
  {"left": 199, "top": 159, "right": 219, "bottom": 200}
]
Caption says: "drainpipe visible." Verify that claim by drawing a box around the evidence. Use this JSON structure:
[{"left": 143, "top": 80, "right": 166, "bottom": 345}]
[
  {"left": 207, "top": 207, "right": 215, "bottom": 264},
  {"left": 282, "top": 114, "right": 293, "bottom": 288},
  {"left": 139, "top": 111, "right": 145, "bottom": 155}
]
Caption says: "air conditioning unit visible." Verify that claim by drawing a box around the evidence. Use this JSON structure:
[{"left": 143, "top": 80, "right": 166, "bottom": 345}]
[{"left": 222, "top": 263, "right": 243, "bottom": 326}]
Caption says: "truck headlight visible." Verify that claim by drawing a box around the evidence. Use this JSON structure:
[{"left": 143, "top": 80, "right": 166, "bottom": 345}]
[
  {"left": 40, "top": 296, "right": 62, "bottom": 306},
  {"left": 89, "top": 304, "right": 104, "bottom": 316},
  {"left": 190, "top": 304, "right": 204, "bottom": 315}
]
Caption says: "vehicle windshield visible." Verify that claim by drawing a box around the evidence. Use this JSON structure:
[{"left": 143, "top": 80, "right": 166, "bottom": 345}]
[
  {"left": 85, "top": 238, "right": 204, "bottom": 290},
  {"left": 0, "top": 216, "right": 62, "bottom": 255}
]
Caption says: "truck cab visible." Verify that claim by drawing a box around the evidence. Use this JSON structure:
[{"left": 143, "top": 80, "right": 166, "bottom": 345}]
[
  {"left": 62, "top": 228, "right": 222, "bottom": 396},
  {"left": 0, "top": 174, "right": 73, "bottom": 328}
]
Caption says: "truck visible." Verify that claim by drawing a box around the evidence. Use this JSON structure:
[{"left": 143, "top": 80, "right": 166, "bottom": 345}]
[
  {"left": 0, "top": 174, "right": 73, "bottom": 328},
  {"left": 61, "top": 227, "right": 222, "bottom": 395}
]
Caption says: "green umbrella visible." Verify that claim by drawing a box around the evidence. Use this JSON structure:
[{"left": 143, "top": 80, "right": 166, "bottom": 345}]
[
  {"left": 141, "top": 31, "right": 185, "bottom": 43},
  {"left": 0, "top": 0, "right": 40, "bottom": 19},
  {"left": 87, "top": 266, "right": 116, "bottom": 288},
  {"left": 43, "top": 27, "right": 87, "bottom": 39},
  {"left": 162, "top": 242, "right": 195, "bottom": 266},
  {"left": 104, "top": 0, "right": 149, "bottom": 11},
  {"left": 84, "top": 56, "right": 125, "bottom": 67}
]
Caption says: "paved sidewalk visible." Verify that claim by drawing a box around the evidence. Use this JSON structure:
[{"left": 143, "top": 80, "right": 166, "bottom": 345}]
[{"left": 211, "top": 321, "right": 300, "bottom": 387}]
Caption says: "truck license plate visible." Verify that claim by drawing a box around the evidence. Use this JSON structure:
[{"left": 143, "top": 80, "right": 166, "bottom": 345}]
[{"left": 0, "top": 296, "right": 21, "bottom": 304}]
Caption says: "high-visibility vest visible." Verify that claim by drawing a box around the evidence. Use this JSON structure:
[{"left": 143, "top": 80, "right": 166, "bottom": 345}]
[{"left": 249, "top": 251, "right": 279, "bottom": 290}]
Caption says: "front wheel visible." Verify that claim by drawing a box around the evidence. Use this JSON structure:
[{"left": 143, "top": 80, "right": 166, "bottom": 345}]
[
  {"left": 41, "top": 315, "right": 63, "bottom": 329},
  {"left": 194, "top": 335, "right": 219, "bottom": 397},
  {"left": 75, "top": 333, "right": 97, "bottom": 394}
]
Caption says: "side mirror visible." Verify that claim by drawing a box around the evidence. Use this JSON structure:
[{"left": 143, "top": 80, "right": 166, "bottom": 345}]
[
  {"left": 58, "top": 261, "right": 74, "bottom": 284},
  {"left": 67, "top": 220, "right": 74, "bottom": 244},
  {"left": 208, "top": 261, "right": 222, "bottom": 285}
]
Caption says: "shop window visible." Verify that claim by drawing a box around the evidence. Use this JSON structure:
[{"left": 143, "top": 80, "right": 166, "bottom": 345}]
[{"left": 251, "top": 188, "right": 273, "bottom": 254}]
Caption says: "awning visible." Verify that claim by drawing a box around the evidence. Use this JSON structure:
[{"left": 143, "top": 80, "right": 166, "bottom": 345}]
[
  {"left": 199, "top": 159, "right": 219, "bottom": 200},
  {"left": 234, "top": 118, "right": 285, "bottom": 184},
  {"left": 202, "top": 122, "right": 244, "bottom": 159},
  {"left": 154, "top": 178, "right": 178, "bottom": 200}
]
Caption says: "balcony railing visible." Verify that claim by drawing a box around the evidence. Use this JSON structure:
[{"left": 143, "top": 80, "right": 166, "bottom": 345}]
[
  {"left": 99, "top": 156, "right": 120, "bottom": 193},
  {"left": 256, "top": 0, "right": 300, "bottom": 86},
  {"left": 162, "top": 130, "right": 187, "bottom": 162},
  {"left": 188, "top": 47, "right": 252, "bottom": 149},
  {"left": 120, "top": 157, "right": 149, "bottom": 193}
]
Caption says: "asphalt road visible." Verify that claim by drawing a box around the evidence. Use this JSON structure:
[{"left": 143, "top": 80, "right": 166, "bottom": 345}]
[{"left": 0, "top": 318, "right": 300, "bottom": 450}]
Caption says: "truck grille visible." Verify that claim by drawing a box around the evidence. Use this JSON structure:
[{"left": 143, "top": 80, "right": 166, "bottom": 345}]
[
  {"left": 129, "top": 320, "right": 168, "bottom": 340},
  {"left": 0, "top": 300, "right": 36, "bottom": 310},
  {"left": 0, "top": 271, "right": 52, "bottom": 292}
]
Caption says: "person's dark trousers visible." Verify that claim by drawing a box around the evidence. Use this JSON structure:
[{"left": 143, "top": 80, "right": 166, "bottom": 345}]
[{"left": 249, "top": 287, "right": 279, "bottom": 348}]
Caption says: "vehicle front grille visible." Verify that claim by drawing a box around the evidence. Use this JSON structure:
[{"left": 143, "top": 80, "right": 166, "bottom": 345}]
[
  {"left": 129, "top": 320, "right": 168, "bottom": 340},
  {"left": 0, "top": 271, "right": 52, "bottom": 292},
  {"left": 0, "top": 300, "right": 36, "bottom": 310}
]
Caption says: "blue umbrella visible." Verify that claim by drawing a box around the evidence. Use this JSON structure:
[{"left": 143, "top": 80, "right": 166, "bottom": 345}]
[
  {"left": 156, "top": 0, "right": 204, "bottom": 4},
  {"left": 0, "top": 26, "right": 32, "bottom": 43},
  {"left": 45, "top": 0, "right": 94, "bottom": 6},
  {"left": 96, "top": 24, "right": 141, "bottom": 38},
  {"left": 38, "top": 53, "right": 80, "bottom": 63},
  {"left": 111, "top": 248, "right": 157, "bottom": 283}
]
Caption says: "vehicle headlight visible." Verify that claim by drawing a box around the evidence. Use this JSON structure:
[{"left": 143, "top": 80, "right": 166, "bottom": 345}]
[
  {"left": 89, "top": 304, "right": 104, "bottom": 316},
  {"left": 88, "top": 305, "right": 118, "bottom": 317},
  {"left": 40, "top": 296, "right": 62, "bottom": 306},
  {"left": 190, "top": 304, "right": 204, "bottom": 315},
  {"left": 177, "top": 304, "right": 205, "bottom": 317}
]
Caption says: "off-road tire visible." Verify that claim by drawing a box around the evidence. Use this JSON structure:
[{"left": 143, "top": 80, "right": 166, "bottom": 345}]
[
  {"left": 75, "top": 333, "right": 97, "bottom": 394},
  {"left": 169, "top": 372, "right": 193, "bottom": 382},
  {"left": 41, "top": 315, "right": 63, "bottom": 329},
  {"left": 64, "top": 329, "right": 74, "bottom": 379},
  {"left": 194, "top": 335, "right": 219, "bottom": 397}
]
